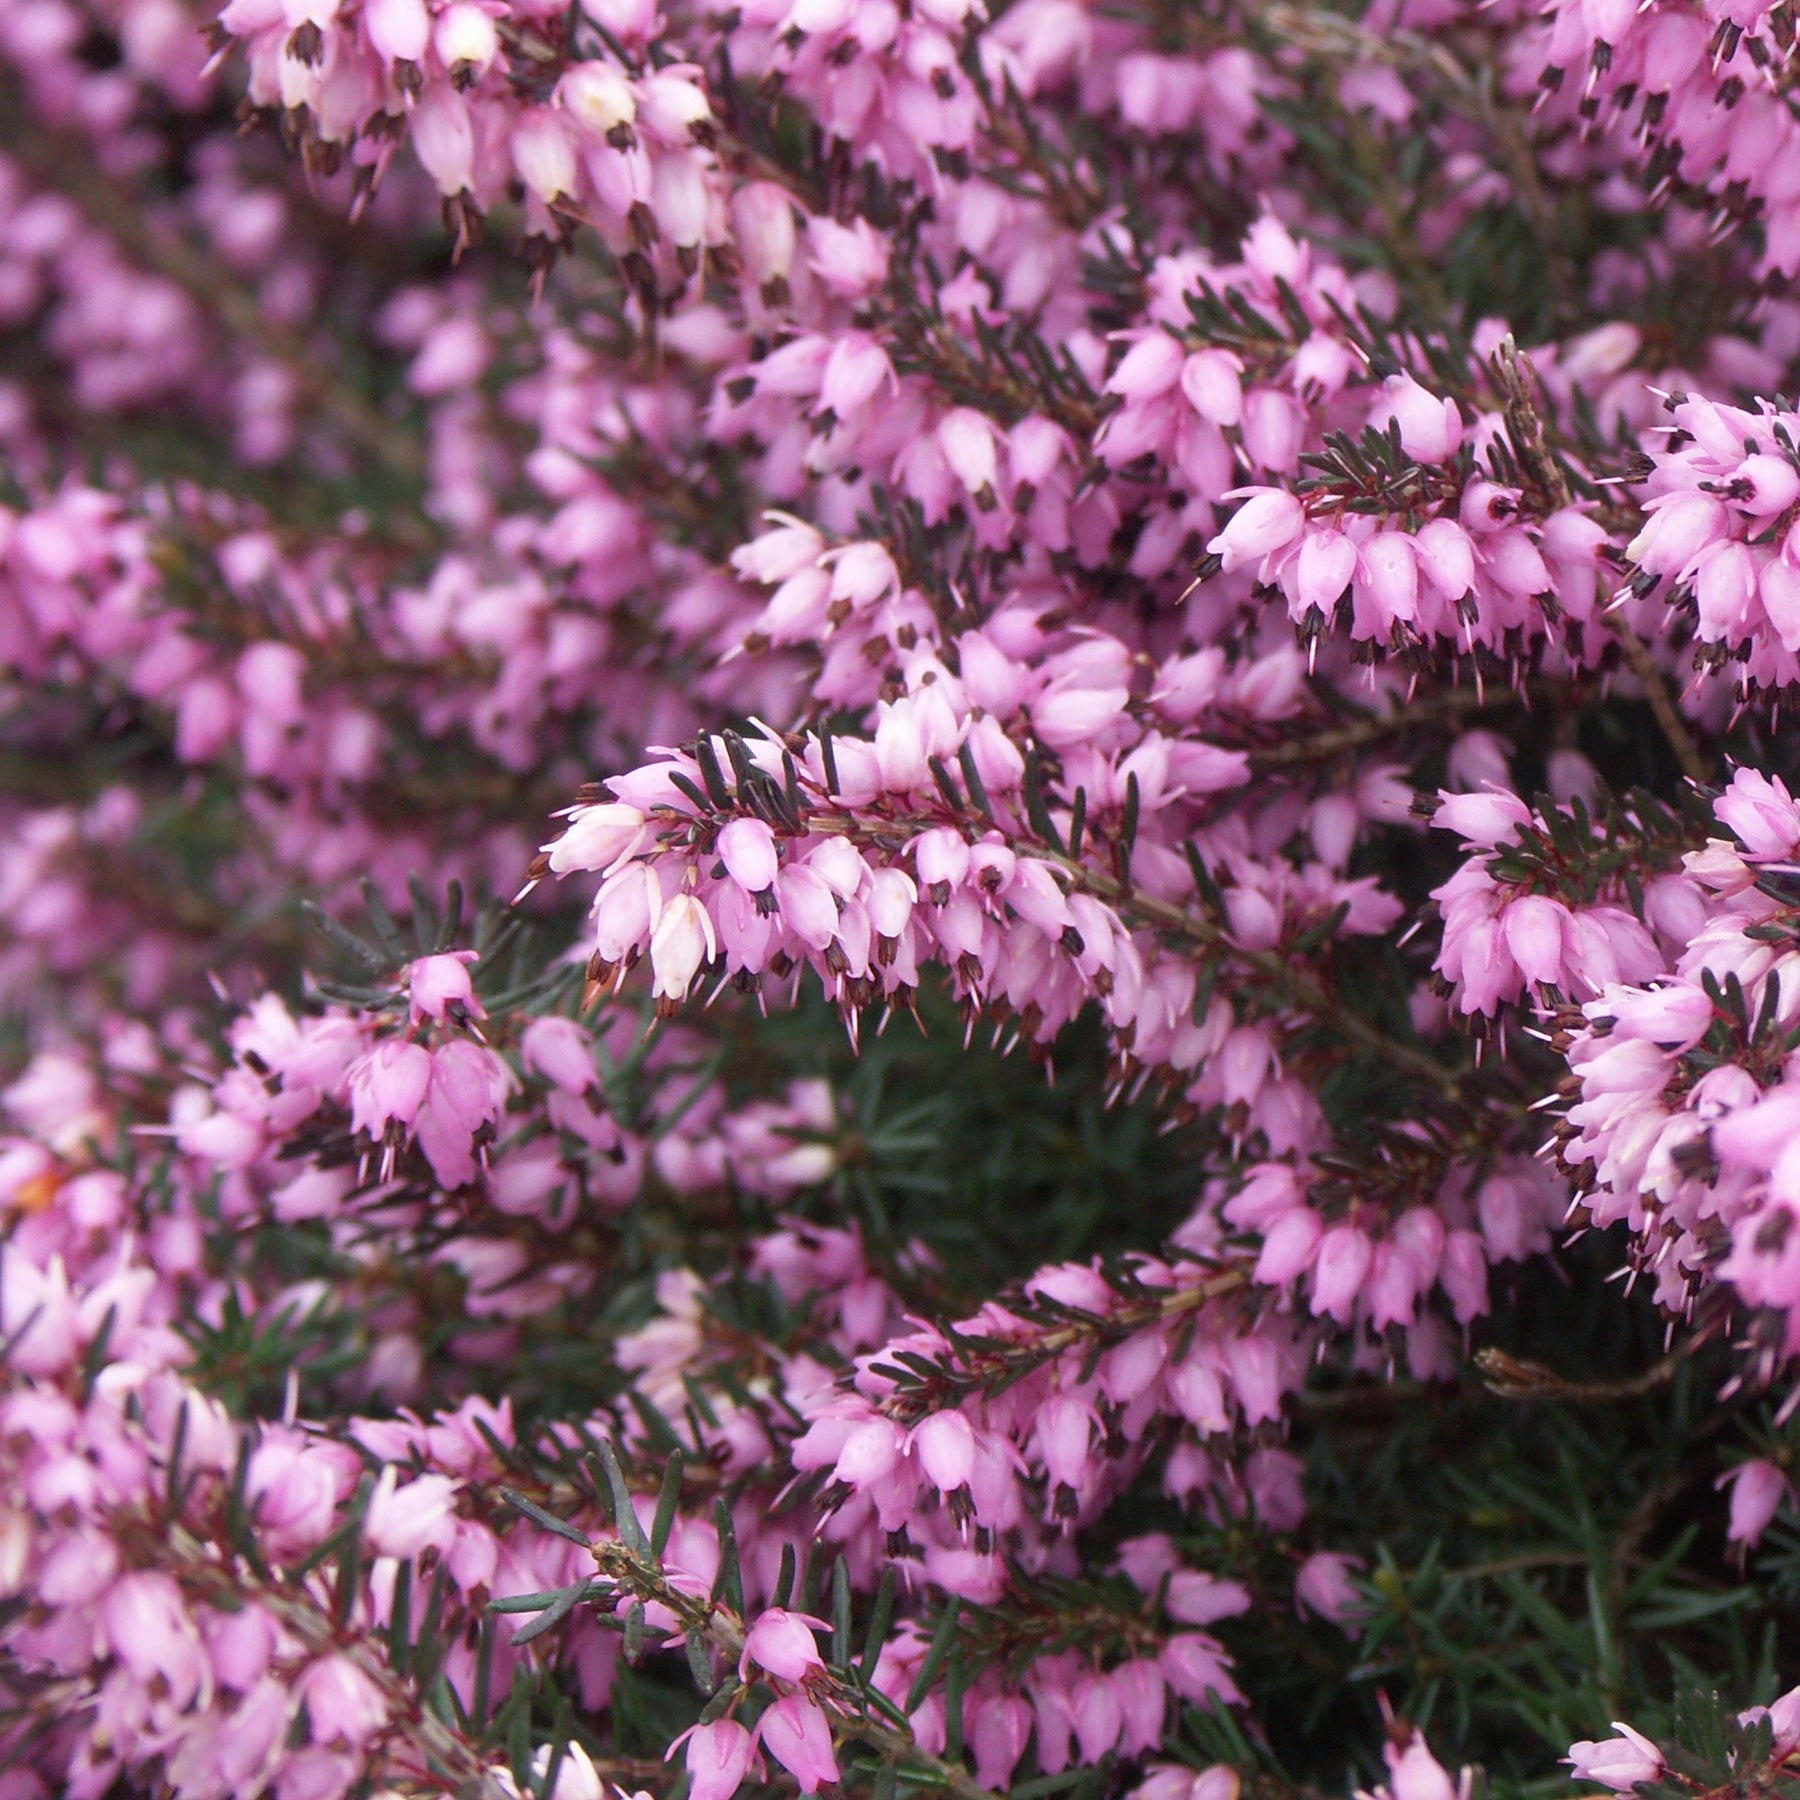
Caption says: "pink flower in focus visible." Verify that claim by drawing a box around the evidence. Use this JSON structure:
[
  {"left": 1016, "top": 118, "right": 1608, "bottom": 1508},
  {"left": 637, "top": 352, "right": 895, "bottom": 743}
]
[
  {"left": 406, "top": 951, "right": 483, "bottom": 1026},
  {"left": 741, "top": 1608, "right": 825, "bottom": 1684},
  {"left": 679, "top": 1719, "right": 755, "bottom": 1800},
  {"left": 754, "top": 1694, "right": 839, "bottom": 1794}
]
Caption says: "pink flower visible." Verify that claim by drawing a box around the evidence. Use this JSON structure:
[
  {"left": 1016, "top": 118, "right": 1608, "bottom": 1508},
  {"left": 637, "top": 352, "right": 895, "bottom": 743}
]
[
  {"left": 1716, "top": 768, "right": 1800, "bottom": 860},
  {"left": 520, "top": 1018, "right": 597, "bottom": 1096},
  {"left": 717, "top": 819, "right": 779, "bottom": 895},
  {"left": 1207, "top": 489, "right": 1303, "bottom": 572},
  {"left": 415, "top": 1041, "right": 511, "bottom": 1188},
  {"left": 969, "top": 1692, "right": 1032, "bottom": 1788},
  {"left": 1254, "top": 1206, "right": 1322, "bottom": 1288},
  {"left": 937, "top": 409, "right": 1001, "bottom": 506},
  {"left": 1159, "top": 1634, "right": 1243, "bottom": 1707},
  {"left": 101, "top": 1573, "right": 207, "bottom": 1710},
  {"left": 1566, "top": 1723, "right": 1664, "bottom": 1792},
  {"left": 650, "top": 895, "right": 719, "bottom": 1003},
  {"left": 1034, "top": 1395, "right": 1098, "bottom": 1494},
  {"left": 299, "top": 1654, "right": 388, "bottom": 1748},
  {"left": 1294, "top": 1552, "right": 1365, "bottom": 1632},
  {"left": 364, "top": 0, "right": 428, "bottom": 61},
  {"left": 1721, "top": 1458, "right": 1790, "bottom": 1548},
  {"left": 1624, "top": 491, "right": 1727, "bottom": 580},
  {"left": 549, "top": 803, "right": 650, "bottom": 875},
  {"left": 1310, "top": 1224, "right": 1373, "bottom": 1323},
  {"left": 1164, "top": 1571, "right": 1251, "bottom": 1625},
  {"left": 1502, "top": 895, "right": 1570, "bottom": 988},
  {"left": 679, "top": 1719, "right": 755, "bottom": 1800},
  {"left": 1377, "top": 373, "right": 1461, "bottom": 463},
  {"left": 911, "top": 1411, "right": 976, "bottom": 1492},
  {"left": 754, "top": 1694, "right": 839, "bottom": 1793},
  {"left": 348, "top": 1039, "right": 433, "bottom": 1138},
  {"left": 406, "top": 952, "right": 483, "bottom": 1026},
  {"left": 362, "top": 1466, "right": 459, "bottom": 1560},
  {"left": 731, "top": 183, "right": 797, "bottom": 295},
  {"left": 1071, "top": 1670, "right": 1124, "bottom": 1762},
  {"left": 1384, "top": 1734, "right": 1461, "bottom": 1800},
  {"left": 741, "top": 1609, "right": 825, "bottom": 1684},
  {"left": 1433, "top": 788, "right": 1532, "bottom": 848}
]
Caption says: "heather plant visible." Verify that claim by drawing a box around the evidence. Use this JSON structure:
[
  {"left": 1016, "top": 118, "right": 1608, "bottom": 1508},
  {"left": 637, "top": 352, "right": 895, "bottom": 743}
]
[{"left": 11, "top": 1, "right": 1800, "bottom": 1798}]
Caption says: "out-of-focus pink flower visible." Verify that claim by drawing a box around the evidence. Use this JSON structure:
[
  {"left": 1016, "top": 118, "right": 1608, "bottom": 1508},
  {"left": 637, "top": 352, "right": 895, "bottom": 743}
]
[{"left": 1566, "top": 1723, "right": 1664, "bottom": 1792}]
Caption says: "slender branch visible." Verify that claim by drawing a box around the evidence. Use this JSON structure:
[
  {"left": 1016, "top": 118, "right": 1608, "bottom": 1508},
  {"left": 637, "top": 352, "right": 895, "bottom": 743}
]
[
  {"left": 792, "top": 799, "right": 1470, "bottom": 1100},
  {"left": 1473, "top": 1345, "right": 1685, "bottom": 1404},
  {"left": 1606, "top": 611, "right": 1711, "bottom": 785}
]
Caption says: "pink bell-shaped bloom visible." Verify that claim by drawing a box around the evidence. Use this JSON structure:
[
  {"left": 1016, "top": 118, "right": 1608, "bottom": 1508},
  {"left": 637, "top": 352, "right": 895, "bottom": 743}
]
[
  {"left": 680, "top": 1719, "right": 755, "bottom": 1800},
  {"left": 741, "top": 1608, "right": 825, "bottom": 1684},
  {"left": 1501, "top": 895, "right": 1570, "bottom": 989},
  {"left": 1107, "top": 332, "right": 1185, "bottom": 400},
  {"left": 1159, "top": 1634, "right": 1243, "bottom": 1706},
  {"left": 1207, "top": 489, "right": 1302, "bottom": 572},
  {"left": 969, "top": 1692, "right": 1032, "bottom": 1789},
  {"left": 1439, "top": 1229, "right": 1490, "bottom": 1324},
  {"left": 364, "top": 0, "right": 428, "bottom": 61},
  {"left": 1624, "top": 490, "right": 1727, "bottom": 579},
  {"left": 348, "top": 1039, "right": 433, "bottom": 1138},
  {"left": 650, "top": 894, "right": 718, "bottom": 1002},
  {"left": 1566, "top": 1723, "right": 1664, "bottom": 1792},
  {"left": 435, "top": 2, "right": 498, "bottom": 72},
  {"left": 1164, "top": 1570, "right": 1251, "bottom": 1625},
  {"left": 300, "top": 1653, "right": 388, "bottom": 1748},
  {"left": 362, "top": 1466, "right": 459, "bottom": 1560},
  {"left": 731, "top": 182, "right": 798, "bottom": 292},
  {"left": 938, "top": 409, "right": 1001, "bottom": 506},
  {"left": 911, "top": 1410, "right": 976, "bottom": 1492},
  {"left": 1071, "top": 1670, "right": 1124, "bottom": 1762},
  {"left": 101, "top": 1573, "right": 208, "bottom": 1711},
  {"left": 1181, "top": 349, "right": 1243, "bottom": 425},
  {"left": 1254, "top": 1207, "right": 1323, "bottom": 1288},
  {"left": 1293, "top": 528, "right": 1357, "bottom": 615},
  {"left": 1034, "top": 1395, "right": 1097, "bottom": 1492},
  {"left": 717, "top": 819, "right": 780, "bottom": 894},
  {"left": 1433, "top": 787, "right": 1531, "bottom": 848},
  {"left": 1721, "top": 1458, "right": 1790, "bottom": 1548},
  {"left": 1377, "top": 373, "right": 1461, "bottom": 463},
  {"left": 1385, "top": 1734, "right": 1461, "bottom": 1800},
  {"left": 406, "top": 951, "right": 483, "bottom": 1025},
  {"left": 1716, "top": 768, "right": 1800, "bottom": 860},
  {"left": 548, "top": 802, "right": 648, "bottom": 875},
  {"left": 1294, "top": 1552, "right": 1365, "bottom": 1632},
  {"left": 755, "top": 1695, "right": 839, "bottom": 1794},
  {"left": 1310, "top": 1224, "right": 1373, "bottom": 1323}
]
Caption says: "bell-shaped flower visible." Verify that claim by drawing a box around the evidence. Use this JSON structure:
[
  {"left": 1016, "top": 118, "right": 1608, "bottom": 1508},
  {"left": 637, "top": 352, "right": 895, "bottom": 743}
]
[
  {"left": 755, "top": 1694, "right": 839, "bottom": 1794},
  {"left": 679, "top": 1719, "right": 756, "bottom": 1800},
  {"left": 1721, "top": 1457, "right": 1790, "bottom": 1548},
  {"left": 1566, "top": 1723, "right": 1664, "bottom": 1792},
  {"left": 741, "top": 1608, "right": 826, "bottom": 1684},
  {"left": 406, "top": 951, "right": 484, "bottom": 1025},
  {"left": 650, "top": 894, "right": 718, "bottom": 1002},
  {"left": 1206, "top": 489, "right": 1302, "bottom": 573},
  {"left": 717, "top": 818, "right": 779, "bottom": 895}
]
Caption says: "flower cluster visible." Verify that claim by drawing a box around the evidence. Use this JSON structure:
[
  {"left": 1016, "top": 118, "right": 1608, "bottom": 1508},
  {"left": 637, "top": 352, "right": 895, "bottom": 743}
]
[{"left": 10, "top": 0, "right": 1800, "bottom": 1796}]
